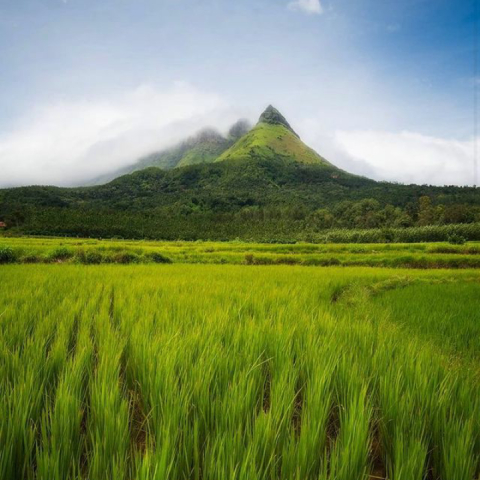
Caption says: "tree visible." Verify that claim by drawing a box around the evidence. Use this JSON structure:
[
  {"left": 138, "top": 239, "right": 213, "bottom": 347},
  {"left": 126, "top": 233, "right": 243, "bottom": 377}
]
[
  {"left": 417, "top": 196, "right": 435, "bottom": 226},
  {"left": 309, "top": 209, "right": 334, "bottom": 230}
]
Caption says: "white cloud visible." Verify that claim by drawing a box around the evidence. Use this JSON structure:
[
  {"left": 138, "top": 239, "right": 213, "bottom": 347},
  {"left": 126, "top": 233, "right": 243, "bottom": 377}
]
[
  {"left": 1, "top": 88, "right": 476, "bottom": 189},
  {"left": 332, "top": 130, "right": 476, "bottom": 186},
  {"left": 297, "top": 117, "right": 476, "bottom": 186},
  {"left": 0, "top": 83, "right": 243, "bottom": 187},
  {"left": 288, "top": 0, "right": 323, "bottom": 15}
]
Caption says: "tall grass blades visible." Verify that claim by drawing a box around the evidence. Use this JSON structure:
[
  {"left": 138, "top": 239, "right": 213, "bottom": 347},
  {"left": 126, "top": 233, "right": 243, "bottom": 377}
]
[{"left": 0, "top": 264, "right": 479, "bottom": 479}]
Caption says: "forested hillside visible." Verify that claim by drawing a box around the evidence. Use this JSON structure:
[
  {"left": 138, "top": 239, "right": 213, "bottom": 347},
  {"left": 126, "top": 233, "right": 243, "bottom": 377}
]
[
  {"left": 1, "top": 158, "right": 479, "bottom": 241},
  {"left": 1, "top": 106, "right": 479, "bottom": 241}
]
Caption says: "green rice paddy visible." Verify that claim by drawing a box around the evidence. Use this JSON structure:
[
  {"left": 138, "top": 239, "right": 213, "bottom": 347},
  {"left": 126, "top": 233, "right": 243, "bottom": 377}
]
[
  {"left": 1, "top": 240, "right": 480, "bottom": 479},
  {"left": 1, "top": 236, "right": 480, "bottom": 269}
]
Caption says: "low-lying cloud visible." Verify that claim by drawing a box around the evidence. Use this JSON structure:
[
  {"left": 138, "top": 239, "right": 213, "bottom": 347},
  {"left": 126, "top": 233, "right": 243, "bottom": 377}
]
[
  {"left": 0, "top": 83, "right": 477, "bottom": 188},
  {"left": 333, "top": 130, "right": 476, "bottom": 186},
  {"left": 0, "top": 83, "right": 241, "bottom": 187}
]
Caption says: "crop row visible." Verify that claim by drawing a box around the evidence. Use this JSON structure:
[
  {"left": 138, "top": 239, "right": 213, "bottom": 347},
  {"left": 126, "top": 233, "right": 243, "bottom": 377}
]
[
  {"left": 1, "top": 265, "right": 479, "bottom": 479},
  {"left": 1, "top": 239, "right": 480, "bottom": 269}
]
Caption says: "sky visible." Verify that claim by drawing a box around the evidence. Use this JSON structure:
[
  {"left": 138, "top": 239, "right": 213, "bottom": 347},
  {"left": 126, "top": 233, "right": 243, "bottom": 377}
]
[{"left": 0, "top": 0, "right": 477, "bottom": 187}]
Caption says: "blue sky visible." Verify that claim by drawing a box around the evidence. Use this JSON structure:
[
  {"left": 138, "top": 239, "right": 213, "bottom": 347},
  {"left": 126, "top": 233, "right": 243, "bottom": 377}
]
[{"left": 0, "top": 0, "right": 477, "bottom": 186}]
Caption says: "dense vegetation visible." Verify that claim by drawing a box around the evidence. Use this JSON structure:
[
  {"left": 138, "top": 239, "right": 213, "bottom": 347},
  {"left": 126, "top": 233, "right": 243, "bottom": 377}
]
[
  {"left": 1, "top": 264, "right": 480, "bottom": 479},
  {"left": 2, "top": 236, "right": 480, "bottom": 269},
  {"left": 216, "top": 121, "right": 329, "bottom": 166},
  {"left": 1, "top": 106, "right": 479, "bottom": 241},
  {"left": 1, "top": 157, "right": 479, "bottom": 241}
]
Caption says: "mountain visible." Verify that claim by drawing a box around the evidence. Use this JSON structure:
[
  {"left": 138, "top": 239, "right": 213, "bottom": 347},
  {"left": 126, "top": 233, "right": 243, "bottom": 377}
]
[
  {"left": 90, "top": 119, "right": 252, "bottom": 185},
  {"left": 0, "top": 106, "right": 479, "bottom": 241},
  {"left": 216, "top": 105, "right": 331, "bottom": 166}
]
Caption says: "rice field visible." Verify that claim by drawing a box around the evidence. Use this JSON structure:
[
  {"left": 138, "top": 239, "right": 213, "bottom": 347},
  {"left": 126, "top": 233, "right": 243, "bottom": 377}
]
[
  {"left": 2, "top": 236, "right": 480, "bottom": 268},
  {"left": 1, "top": 263, "right": 480, "bottom": 480}
]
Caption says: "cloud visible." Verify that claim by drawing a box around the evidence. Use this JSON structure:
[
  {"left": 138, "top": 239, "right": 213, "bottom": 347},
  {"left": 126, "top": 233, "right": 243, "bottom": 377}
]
[
  {"left": 288, "top": 0, "right": 323, "bottom": 15},
  {"left": 297, "top": 117, "right": 476, "bottom": 186},
  {"left": 332, "top": 130, "right": 476, "bottom": 186},
  {"left": 1, "top": 86, "right": 476, "bottom": 189},
  {"left": 0, "top": 83, "right": 244, "bottom": 187}
]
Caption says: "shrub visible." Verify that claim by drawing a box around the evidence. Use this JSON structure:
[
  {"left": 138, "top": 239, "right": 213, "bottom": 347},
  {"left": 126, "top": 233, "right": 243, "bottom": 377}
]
[
  {"left": 47, "top": 247, "right": 74, "bottom": 262},
  {"left": 244, "top": 254, "right": 255, "bottom": 265},
  {"left": 447, "top": 234, "right": 466, "bottom": 245},
  {"left": 22, "top": 254, "right": 41, "bottom": 264},
  {"left": 309, "top": 223, "right": 480, "bottom": 244},
  {"left": 148, "top": 252, "right": 173, "bottom": 264},
  {"left": 0, "top": 246, "right": 15, "bottom": 264},
  {"left": 113, "top": 252, "right": 140, "bottom": 264},
  {"left": 381, "top": 228, "right": 395, "bottom": 243},
  {"left": 77, "top": 250, "right": 103, "bottom": 264}
]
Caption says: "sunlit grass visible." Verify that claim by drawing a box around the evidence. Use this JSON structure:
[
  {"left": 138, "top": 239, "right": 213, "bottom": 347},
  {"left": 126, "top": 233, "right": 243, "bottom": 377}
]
[
  {"left": 1, "top": 264, "right": 479, "bottom": 479},
  {"left": 1, "top": 235, "right": 480, "bottom": 268}
]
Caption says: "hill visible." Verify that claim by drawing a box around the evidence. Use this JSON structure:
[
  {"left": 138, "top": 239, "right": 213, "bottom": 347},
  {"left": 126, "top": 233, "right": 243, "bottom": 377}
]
[
  {"left": 0, "top": 106, "right": 479, "bottom": 241},
  {"left": 90, "top": 119, "right": 251, "bottom": 185},
  {"left": 217, "top": 105, "right": 332, "bottom": 166}
]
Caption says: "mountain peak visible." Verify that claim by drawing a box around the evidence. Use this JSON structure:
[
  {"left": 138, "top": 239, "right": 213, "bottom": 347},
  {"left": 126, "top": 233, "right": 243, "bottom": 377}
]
[
  {"left": 228, "top": 119, "right": 252, "bottom": 140},
  {"left": 216, "top": 105, "right": 331, "bottom": 167},
  {"left": 258, "top": 105, "right": 299, "bottom": 137}
]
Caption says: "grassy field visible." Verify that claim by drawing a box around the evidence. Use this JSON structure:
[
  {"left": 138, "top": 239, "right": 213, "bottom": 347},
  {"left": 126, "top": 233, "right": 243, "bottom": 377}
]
[
  {"left": 2, "top": 236, "right": 480, "bottom": 268},
  {"left": 1, "top": 263, "right": 480, "bottom": 480}
]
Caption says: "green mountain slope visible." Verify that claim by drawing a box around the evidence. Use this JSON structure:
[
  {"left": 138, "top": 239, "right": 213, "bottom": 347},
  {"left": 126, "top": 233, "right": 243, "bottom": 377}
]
[
  {"left": 175, "top": 129, "right": 229, "bottom": 168},
  {"left": 1, "top": 156, "right": 479, "bottom": 241},
  {"left": 90, "top": 119, "right": 251, "bottom": 185},
  {"left": 217, "top": 106, "right": 332, "bottom": 166}
]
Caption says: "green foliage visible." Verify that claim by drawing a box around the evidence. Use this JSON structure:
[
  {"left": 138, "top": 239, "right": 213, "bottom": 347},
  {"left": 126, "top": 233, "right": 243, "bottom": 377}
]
[
  {"left": 148, "top": 251, "right": 173, "bottom": 264},
  {"left": 314, "top": 223, "right": 480, "bottom": 244},
  {"left": 112, "top": 251, "right": 140, "bottom": 264},
  {"left": 2, "top": 236, "right": 480, "bottom": 269},
  {"left": 47, "top": 246, "right": 74, "bottom": 261},
  {"left": 1, "top": 157, "right": 479, "bottom": 242},
  {"left": 448, "top": 233, "right": 466, "bottom": 245},
  {"left": 1, "top": 264, "right": 479, "bottom": 478},
  {"left": 0, "top": 245, "right": 15, "bottom": 263},
  {"left": 77, "top": 250, "right": 103, "bottom": 264},
  {"left": 372, "top": 281, "right": 480, "bottom": 361},
  {"left": 216, "top": 122, "right": 331, "bottom": 166}
]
